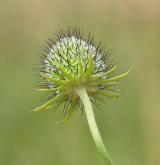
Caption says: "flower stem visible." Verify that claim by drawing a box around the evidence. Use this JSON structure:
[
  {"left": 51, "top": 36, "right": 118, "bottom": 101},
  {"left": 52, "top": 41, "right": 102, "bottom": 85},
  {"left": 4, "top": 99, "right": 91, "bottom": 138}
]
[{"left": 76, "top": 87, "right": 114, "bottom": 165}]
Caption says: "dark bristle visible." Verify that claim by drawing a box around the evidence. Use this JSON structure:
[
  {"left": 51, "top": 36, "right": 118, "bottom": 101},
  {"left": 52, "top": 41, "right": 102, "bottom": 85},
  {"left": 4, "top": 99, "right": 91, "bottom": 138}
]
[{"left": 62, "top": 99, "right": 71, "bottom": 117}]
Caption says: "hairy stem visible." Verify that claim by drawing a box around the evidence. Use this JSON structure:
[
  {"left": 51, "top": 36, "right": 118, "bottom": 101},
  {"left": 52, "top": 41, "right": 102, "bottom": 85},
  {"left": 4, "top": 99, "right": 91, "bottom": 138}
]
[{"left": 76, "top": 87, "right": 114, "bottom": 165}]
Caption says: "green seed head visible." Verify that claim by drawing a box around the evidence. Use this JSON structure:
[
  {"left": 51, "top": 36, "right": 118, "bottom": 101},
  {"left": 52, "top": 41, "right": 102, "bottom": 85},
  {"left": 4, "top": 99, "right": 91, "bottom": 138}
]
[{"left": 34, "top": 28, "right": 129, "bottom": 122}]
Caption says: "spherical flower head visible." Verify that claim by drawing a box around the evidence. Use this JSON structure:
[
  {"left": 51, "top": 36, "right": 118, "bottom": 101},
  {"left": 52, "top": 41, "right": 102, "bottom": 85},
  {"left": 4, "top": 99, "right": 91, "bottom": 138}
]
[{"left": 33, "top": 28, "right": 129, "bottom": 122}]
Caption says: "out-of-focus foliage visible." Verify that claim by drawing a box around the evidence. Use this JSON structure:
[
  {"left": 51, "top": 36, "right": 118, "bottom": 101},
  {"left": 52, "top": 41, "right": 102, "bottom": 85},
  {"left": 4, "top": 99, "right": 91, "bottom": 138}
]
[{"left": 0, "top": 0, "right": 160, "bottom": 165}]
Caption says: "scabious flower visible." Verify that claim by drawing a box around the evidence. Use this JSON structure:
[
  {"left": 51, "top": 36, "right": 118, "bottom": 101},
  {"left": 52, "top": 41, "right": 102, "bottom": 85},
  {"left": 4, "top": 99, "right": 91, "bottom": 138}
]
[
  {"left": 33, "top": 27, "right": 130, "bottom": 165},
  {"left": 33, "top": 28, "right": 129, "bottom": 122}
]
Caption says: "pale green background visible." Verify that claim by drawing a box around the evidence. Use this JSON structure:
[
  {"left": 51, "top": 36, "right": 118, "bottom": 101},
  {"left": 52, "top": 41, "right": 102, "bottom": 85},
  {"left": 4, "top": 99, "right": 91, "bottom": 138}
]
[{"left": 0, "top": 0, "right": 160, "bottom": 165}]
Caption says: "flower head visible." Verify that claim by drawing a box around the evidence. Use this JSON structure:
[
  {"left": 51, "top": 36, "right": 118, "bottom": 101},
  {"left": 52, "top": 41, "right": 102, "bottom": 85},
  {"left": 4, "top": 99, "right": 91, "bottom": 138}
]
[{"left": 33, "top": 28, "right": 129, "bottom": 121}]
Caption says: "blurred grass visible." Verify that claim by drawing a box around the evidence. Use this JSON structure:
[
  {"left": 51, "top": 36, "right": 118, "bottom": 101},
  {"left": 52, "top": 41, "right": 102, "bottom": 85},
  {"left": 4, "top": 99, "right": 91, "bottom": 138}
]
[{"left": 0, "top": 0, "right": 160, "bottom": 165}]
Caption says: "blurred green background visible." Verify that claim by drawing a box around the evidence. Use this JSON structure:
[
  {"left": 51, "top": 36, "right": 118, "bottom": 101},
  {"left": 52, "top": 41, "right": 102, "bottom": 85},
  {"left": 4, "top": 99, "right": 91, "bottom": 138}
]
[{"left": 0, "top": 0, "right": 160, "bottom": 165}]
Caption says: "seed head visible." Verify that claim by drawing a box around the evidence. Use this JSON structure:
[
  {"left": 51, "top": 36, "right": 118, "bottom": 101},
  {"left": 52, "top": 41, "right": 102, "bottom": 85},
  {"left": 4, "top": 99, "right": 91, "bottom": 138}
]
[{"left": 33, "top": 28, "right": 129, "bottom": 122}]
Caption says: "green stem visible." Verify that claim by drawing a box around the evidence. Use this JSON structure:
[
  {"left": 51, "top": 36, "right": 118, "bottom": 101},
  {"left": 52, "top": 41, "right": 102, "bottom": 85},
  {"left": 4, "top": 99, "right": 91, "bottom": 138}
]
[{"left": 76, "top": 87, "right": 114, "bottom": 165}]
